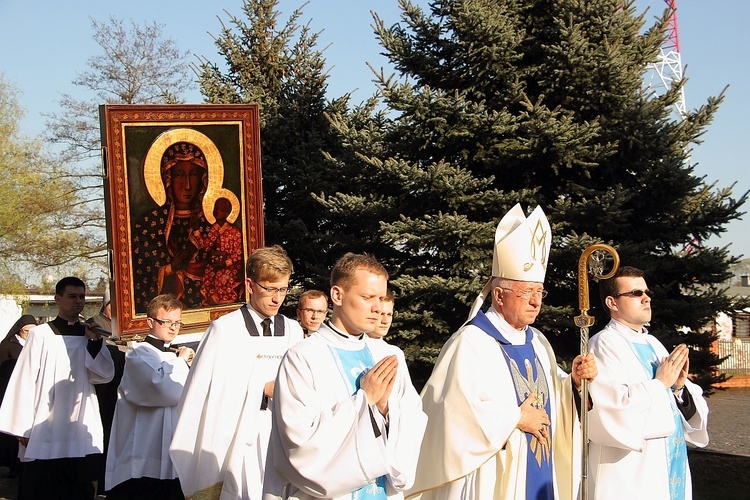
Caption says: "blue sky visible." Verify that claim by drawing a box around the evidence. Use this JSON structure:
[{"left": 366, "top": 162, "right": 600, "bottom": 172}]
[{"left": 1, "top": 0, "right": 748, "bottom": 258}]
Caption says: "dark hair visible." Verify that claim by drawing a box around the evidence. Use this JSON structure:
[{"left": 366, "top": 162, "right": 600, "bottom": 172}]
[
  {"left": 55, "top": 277, "right": 86, "bottom": 296},
  {"left": 599, "top": 266, "right": 646, "bottom": 313},
  {"left": 330, "top": 253, "right": 388, "bottom": 289}
]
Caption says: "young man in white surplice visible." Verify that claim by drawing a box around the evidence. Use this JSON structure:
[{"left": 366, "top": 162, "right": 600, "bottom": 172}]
[
  {"left": 105, "top": 294, "right": 193, "bottom": 499},
  {"left": 170, "top": 245, "right": 304, "bottom": 499},
  {"left": 587, "top": 266, "right": 709, "bottom": 500},
  {"left": 264, "top": 253, "right": 427, "bottom": 500}
]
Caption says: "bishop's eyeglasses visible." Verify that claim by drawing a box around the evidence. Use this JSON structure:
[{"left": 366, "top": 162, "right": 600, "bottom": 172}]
[{"left": 500, "top": 288, "right": 549, "bottom": 300}]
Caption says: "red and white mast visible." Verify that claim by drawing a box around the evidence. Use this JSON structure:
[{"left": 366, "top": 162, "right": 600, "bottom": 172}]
[
  {"left": 650, "top": 0, "right": 687, "bottom": 119},
  {"left": 650, "top": 0, "right": 700, "bottom": 253}
]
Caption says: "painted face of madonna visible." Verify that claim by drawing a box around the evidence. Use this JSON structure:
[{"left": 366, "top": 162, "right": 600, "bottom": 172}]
[{"left": 171, "top": 160, "right": 204, "bottom": 210}]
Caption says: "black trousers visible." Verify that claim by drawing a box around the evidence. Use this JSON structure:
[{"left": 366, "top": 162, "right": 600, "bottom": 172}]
[
  {"left": 106, "top": 476, "right": 184, "bottom": 500},
  {"left": 18, "top": 454, "right": 99, "bottom": 500}
]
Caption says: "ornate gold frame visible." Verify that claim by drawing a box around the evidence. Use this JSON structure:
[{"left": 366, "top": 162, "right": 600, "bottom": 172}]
[{"left": 99, "top": 104, "right": 263, "bottom": 339}]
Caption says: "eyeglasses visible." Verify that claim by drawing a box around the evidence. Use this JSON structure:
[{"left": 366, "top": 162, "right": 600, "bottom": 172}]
[
  {"left": 254, "top": 282, "right": 290, "bottom": 295},
  {"left": 150, "top": 318, "right": 184, "bottom": 330},
  {"left": 500, "top": 287, "right": 548, "bottom": 300},
  {"left": 613, "top": 289, "right": 653, "bottom": 299},
  {"left": 299, "top": 308, "right": 326, "bottom": 316}
]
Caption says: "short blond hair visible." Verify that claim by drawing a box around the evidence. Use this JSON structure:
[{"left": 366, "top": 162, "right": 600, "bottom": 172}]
[
  {"left": 330, "top": 253, "right": 388, "bottom": 290},
  {"left": 246, "top": 245, "right": 294, "bottom": 282},
  {"left": 146, "top": 294, "right": 184, "bottom": 318}
]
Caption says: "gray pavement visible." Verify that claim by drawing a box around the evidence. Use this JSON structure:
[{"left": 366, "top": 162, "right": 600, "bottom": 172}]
[
  {"left": 697, "top": 387, "right": 750, "bottom": 457},
  {"left": 0, "top": 387, "right": 746, "bottom": 499}
]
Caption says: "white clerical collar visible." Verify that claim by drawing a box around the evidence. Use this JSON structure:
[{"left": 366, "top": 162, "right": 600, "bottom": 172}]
[
  {"left": 486, "top": 306, "right": 528, "bottom": 345},
  {"left": 15, "top": 334, "right": 26, "bottom": 347},
  {"left": 609, "top": 318, "right": 649, "bottom": 340},
  {"left": 325, "top": 320, "right": 365, "bottom": 340}
]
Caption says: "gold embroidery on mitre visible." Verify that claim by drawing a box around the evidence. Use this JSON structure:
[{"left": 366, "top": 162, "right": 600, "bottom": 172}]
[{"left": 524, "top": 219, "right": 549, "bottom": 272}]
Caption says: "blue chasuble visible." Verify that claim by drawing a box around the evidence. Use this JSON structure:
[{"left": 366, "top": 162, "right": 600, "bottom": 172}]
[
  {"left": 469, "top": 310, "right": 554, "bottom": 500},
  {"left": 328, "top": 342, "right": 388, "bottom": 499},
  {"left": 628, "top": 341, "right": 688, "bottom": 499}
]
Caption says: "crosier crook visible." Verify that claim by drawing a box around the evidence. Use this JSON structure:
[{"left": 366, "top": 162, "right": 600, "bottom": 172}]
[{"left": 574, "top": 243, "right": 619, "bottom": 500}]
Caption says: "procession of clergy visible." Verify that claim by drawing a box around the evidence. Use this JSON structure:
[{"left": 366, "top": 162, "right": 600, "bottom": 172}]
[{"left": 0, "top": 204, "right": 709, "bottom": 500}]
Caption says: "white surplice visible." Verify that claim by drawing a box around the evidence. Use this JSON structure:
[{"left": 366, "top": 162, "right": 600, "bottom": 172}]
[
  {"left": 0, "top": 322, "right": 114, "bottom": 461},
  {"left": 406, "top": 307, "right": 581, "bottom": 500},
  {"left": 587, "top": 319, "right": 709, "bottom": 500},
  {"left": 105, "top": 340, "right": 190, "bottom": 489},
  {"left": 263, "top": 322, "right": 428, "bottom": 500},
  {"left": 170, "top": 306, "right": 303, "bottom": 499}
]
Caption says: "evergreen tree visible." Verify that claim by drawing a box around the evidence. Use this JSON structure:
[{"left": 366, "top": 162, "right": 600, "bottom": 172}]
[
  {"left": 321, "top": 0, "right": 747, "bottom": 389},
  {"left": 197, "top": 0, "right": 349, "bottom": 295}
]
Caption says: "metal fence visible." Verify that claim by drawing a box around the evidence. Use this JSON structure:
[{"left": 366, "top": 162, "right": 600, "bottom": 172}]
[{"left": 717, "top": 338, "right": 750, "bottom": 375}]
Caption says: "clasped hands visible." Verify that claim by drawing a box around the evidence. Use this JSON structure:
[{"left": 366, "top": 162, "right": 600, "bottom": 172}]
[
  {"left": 657, "top": 343, "right": 689, "bottom": 392},
  {"left": 361, "top": 355, "right": 398, "bottom": 416}
]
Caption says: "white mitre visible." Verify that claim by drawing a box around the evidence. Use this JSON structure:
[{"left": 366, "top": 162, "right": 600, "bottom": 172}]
[{"left": 467, "top": 204, "right": 552, "bottom": 320}]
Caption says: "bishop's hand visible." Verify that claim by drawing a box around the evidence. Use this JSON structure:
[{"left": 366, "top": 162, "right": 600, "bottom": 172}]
[
  {"left": 517, "top": 392, "right": 551, "bottom": 444},
  {"left": 571, "top": 352, "right": 597, "bottom": 391}
]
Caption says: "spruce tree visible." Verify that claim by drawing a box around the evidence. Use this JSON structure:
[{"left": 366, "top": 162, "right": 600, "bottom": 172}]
[
  {"left": 197, "top": 0, "right": 347, "bottom": 294},
  {"left": 321, "top": 0, "right": 747, "bottom": 389}
]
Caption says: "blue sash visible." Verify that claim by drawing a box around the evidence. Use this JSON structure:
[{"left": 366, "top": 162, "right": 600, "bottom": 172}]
[
  {"left": 328, "top": 344, "right": 388, "bottom": 499},
  {"left": 629, "top": 342, "right": 687, "bottom": 499},
  {"left": 469, "top": 310, "right": 554, "bottom": 499}
]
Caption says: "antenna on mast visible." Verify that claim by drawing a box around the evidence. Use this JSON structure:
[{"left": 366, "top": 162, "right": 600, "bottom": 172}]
[{"left": 648, "top": 0, "right": 687, "bottom": 119}]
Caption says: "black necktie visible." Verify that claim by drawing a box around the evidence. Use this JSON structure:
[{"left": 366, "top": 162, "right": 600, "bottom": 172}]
[{"left": 261, "top": 318, "right": 272, "bottom": 336}]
